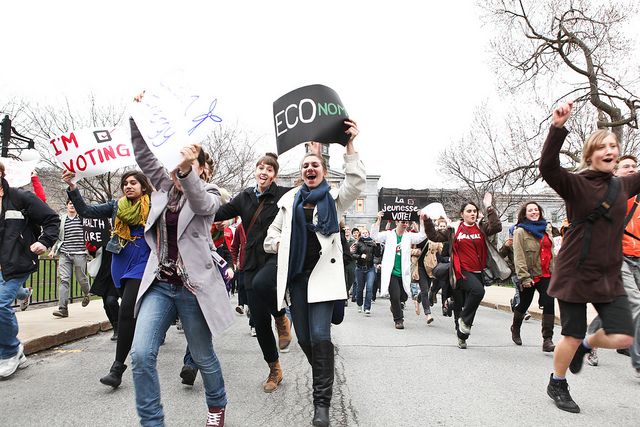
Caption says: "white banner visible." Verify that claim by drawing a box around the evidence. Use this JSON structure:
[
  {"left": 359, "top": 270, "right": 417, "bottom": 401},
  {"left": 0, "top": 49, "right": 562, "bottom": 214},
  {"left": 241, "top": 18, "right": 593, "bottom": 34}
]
[
  {"left": 421, "top": 202, "right": 449, "bottom": 223},
  {"left": 1, "top": 156, "right": 40, "bottom": 187},
  {"left": 48, "top": 125, "right": 136, "bottom": 180},
  {"left": 130, "top": 78, "right": 224, "bottom": 170}
]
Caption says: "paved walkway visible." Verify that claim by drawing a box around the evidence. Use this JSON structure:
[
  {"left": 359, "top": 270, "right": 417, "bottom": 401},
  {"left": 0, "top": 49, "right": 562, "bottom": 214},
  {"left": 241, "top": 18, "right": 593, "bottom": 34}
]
[{"left": 15, "top": 286, "right": 596, "bottom": 355}]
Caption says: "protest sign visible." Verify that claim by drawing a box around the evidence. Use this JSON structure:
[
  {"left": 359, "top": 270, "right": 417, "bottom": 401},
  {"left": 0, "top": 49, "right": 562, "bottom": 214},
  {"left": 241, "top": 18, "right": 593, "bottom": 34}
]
[
  {"left": 0, "top": 155, "right": 39, "bottom": 187},
  {"left": 273, "top": 84, "right": 349, "bottom": 155},
  {"left": 421, "top": 202, "right": 449, "bottom": 222},
  {"left": 378, "top": 188, "right": 434, "bottom": 222},
  {"left": 83, "top": 217, "right": 113, "bottom": 248},
  {"left": 49, "top": 126, "right": 136, "bottom": 180},
  {"left": 130, "top": 79, "right": 224, "bottom": 171}
]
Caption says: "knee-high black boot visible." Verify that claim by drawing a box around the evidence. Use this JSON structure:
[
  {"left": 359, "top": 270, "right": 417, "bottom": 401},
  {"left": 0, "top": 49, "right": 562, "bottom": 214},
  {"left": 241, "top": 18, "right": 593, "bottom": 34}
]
[
  {"left": 299, "top": 343, "right": 312, "bottom": 365},
  {"left": 311, "top": 340, "right": 334, "bottom": 427}
]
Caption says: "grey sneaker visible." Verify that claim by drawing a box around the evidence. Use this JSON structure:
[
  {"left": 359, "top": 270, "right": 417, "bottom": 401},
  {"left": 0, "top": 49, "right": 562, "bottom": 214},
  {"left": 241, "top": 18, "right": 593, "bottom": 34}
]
[
  {"left": 53, "top": 308, "right": 68, "bottom": 318},
  {"left": 19, "top": 288, "right": 33, "bottom": 311},
  {"left": 586, "top": 349, "right": 599, "bottom": 367},
  {"left": 82, "top": 294, "right": 91, "bottom": 307},
  {"left": 457, "top": 338, "right": 467, "bottom": 349}
]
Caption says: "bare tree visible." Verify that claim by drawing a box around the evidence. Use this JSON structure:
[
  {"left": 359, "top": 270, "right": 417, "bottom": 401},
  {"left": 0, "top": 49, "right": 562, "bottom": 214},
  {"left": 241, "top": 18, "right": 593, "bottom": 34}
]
[
  {"left": 4, "top": 96, "right": 259, "bottom": 206},
  {"left": 483, "top": 0, "right": 640, "bottom": 143}
]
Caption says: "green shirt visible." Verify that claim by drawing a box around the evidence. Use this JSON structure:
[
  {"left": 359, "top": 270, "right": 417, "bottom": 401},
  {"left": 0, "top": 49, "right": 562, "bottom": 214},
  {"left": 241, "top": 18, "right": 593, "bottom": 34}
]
[{"left": 391, "top": 232, "right": 403, "bottom": 277}]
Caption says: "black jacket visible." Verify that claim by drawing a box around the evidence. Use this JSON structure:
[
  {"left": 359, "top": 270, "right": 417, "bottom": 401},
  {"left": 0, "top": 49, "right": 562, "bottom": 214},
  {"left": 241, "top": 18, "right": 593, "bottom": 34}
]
[
  {"left": 0, "top": 184, "right": 60, "bottom": 279},
  {"left": 215, "top": 183, "right": 291, "bottom": 274},
  {"left": 353, "top": 237, "right": 380, "bottom": 268}
]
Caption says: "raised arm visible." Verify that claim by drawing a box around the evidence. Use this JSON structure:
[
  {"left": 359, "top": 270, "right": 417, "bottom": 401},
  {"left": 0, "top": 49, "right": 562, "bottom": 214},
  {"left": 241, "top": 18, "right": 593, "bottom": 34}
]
[
  {"left": 335, "top": 120, "right": 366, "bottom": 213},
  {"left": 370, "top": 211, "right": 387, "bottom": 243},
  {"left": 129, "top": 117, "right": 172, "bottom": 192},
  {"left": 31, "top": 172, "right": 46, "bottom": 202}
]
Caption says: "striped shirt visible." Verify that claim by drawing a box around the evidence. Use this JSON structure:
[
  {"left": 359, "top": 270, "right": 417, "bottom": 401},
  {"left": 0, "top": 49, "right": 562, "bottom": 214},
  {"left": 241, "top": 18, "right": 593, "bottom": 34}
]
[{"left": 60, "top": 215, "right": 87, "bottom": 254}]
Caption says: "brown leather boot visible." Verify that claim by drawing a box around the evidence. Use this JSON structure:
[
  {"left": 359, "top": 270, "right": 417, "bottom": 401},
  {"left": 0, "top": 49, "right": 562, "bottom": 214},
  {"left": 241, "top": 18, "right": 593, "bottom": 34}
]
[
  {"left": 511, "top": 311, "right": 525, "bottom": 345},
  {"left": 263, "top": 360, "right": 282, "bottom": 393},
  {"left": 275, "top": 315, "right": 292, "bottom": 352},
  {"left": 542, "top": 314, "right": 556, "bottom": 352}
]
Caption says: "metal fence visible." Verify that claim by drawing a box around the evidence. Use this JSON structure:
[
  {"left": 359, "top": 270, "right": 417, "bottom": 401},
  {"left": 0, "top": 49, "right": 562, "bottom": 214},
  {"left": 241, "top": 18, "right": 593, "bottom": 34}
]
[{"left": 12, "top": 257, "right": 91, "bottom": 308}]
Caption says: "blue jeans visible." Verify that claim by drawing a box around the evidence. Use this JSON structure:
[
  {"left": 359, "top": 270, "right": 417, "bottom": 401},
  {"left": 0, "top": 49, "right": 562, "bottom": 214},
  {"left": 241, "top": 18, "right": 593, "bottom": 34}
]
[
  {"left": 355, "top": 266, "right": 375, "bottom": 311},
  {"left": 131, "top": 282, "right": 226, "bottom": 426},
  {"left": 289, "top": 273, "right": 334, "bottom": 347},
  {"left": 0, "top": 272, "right": 30, "bottom": 359}
]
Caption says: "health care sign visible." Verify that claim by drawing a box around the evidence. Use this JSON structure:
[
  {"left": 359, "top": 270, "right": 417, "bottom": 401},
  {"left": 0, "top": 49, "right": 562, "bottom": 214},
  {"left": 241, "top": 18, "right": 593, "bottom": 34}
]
[
  {"left": 273, "top": 84, "right": 350, "bottom": 155},
  {"left": 49, "top": 126, "right": 136, "bottom": 180},
  {"left": 83, "top": 217, "right": 113, "bottom": 248}
]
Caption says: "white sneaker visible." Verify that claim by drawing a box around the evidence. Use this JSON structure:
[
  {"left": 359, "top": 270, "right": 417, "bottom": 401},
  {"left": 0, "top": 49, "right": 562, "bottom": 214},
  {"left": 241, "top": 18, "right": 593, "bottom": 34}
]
[
  {"left": 357, "top": 306, "right": 363, "bottom": 313},
  {"left": 19, "top": 288, "right": 33, "bottom": 311},
  {"left": 458, "top": 319, "right": 471, "bottom": 335},
  {"left": 0, "top": 344, "right": 25, "bottom": 378},
  {"left": 524, "top": 312, "right": 531, "bottom": 321},
  {"left": 364, "top": 309, "right": 371, "bottom": 316},
  {"left": 250, "top": 327, "right": 257, "bottom": 337}
]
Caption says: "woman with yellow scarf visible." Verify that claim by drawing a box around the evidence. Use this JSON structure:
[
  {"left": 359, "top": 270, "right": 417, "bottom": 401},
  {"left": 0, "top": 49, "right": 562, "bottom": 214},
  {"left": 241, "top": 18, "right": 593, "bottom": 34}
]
[{"left": 63, "top": 169, "right": 153, "bottom": 389}]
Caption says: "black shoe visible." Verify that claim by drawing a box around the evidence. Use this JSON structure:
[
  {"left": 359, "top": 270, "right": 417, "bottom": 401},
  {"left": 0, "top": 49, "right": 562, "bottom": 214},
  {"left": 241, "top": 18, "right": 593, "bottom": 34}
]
[
  {"left": 100, "top": 361, "right": 127, "bottom": 388},
  {"left": 180, "top": 365, "right": 197, "bottom": 386},
  {"left": 617, "top": 348, "right": 631, "bottom": 357},
  {"left": 394, "top": 320, "right": 404, "bottom": 330},
  {"left": 569, "top": 344, "right": 589, "bottom": 374},
  {"left": 547, "top": 374, "right": 580, "bottom": 413},
  {"left": 312, "top": 406, "right": 329, "bottom": 427}
]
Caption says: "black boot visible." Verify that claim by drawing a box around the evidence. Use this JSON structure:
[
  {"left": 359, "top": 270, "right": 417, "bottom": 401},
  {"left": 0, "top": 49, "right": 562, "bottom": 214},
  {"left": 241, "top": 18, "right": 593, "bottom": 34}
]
[
  {"left": 100, "top": 361, "right": 127, "bottom": 388},
  {"left": 311, "top": 341, "right": 334, "bottom": 427},
  {"left": 299, "top": 343, "right": 312, "bottom": 365},
  {"left": 541, "top": 314, "right": 556, "bottom": 352},
  {"left": 110, "top": 322, "right": 119, "bottom": 342},
  {"left": 511, "top": 311, "right": 525, "bottom": 345},
  {"left": 547, "top": 373, "right": 580, "bottom": 413}
]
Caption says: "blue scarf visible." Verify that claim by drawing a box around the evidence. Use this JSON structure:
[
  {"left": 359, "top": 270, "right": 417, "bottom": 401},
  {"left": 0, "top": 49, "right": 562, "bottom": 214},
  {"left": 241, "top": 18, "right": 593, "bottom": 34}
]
[
  {"left": 516, "top": 219, "right": 547, "bottom": 240},
  {"left": 288, "top": 179, "right": 339, "bottom": 280}
]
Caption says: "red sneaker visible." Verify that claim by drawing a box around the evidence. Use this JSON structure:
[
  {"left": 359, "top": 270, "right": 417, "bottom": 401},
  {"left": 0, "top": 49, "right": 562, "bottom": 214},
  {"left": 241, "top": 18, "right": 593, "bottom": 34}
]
[{"left": 206, "top": 406, "right": 225, "bottom": 427}]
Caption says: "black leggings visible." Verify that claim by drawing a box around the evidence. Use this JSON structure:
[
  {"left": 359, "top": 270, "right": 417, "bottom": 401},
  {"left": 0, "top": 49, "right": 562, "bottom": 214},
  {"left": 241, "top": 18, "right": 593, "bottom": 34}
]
[
  {"left": 115, "top": 278, "right": 141, "bottom": 364},
  {"left": 455, "top": 271, "right": 485, "bottom": 332},
  {"left": 247, "top": 258, "right": 286, "bottom": 364},
  {"left": 388, "top": 275, "right": 408, "bottom": 321},
  {"left": 514, "top": 277, "right": 554, "bottom": 315},
  {"left": 102, "top": 295, "right": 120, "bottom": 327}
]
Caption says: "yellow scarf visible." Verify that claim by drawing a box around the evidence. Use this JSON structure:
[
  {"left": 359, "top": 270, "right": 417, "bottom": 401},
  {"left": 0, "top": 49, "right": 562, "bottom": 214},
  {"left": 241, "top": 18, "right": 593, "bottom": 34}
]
[{"left": 113, "top": 194, "right": 150, "bottom": 245}]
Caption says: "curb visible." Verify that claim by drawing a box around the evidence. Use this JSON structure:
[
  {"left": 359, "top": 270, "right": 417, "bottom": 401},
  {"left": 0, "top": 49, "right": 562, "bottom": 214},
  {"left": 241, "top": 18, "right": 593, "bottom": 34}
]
[
  {"left": 23, "top": 320, "right": 113, "bottom": 356},
  {"left": 479, "top": 300, "right": 561, "bottom": 325}
]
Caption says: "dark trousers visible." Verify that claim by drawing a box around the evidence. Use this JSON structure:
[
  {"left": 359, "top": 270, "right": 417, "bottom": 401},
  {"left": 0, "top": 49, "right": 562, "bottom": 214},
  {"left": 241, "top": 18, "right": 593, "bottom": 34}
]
[
  {"left": 115, "top": 278, "right": 141, "bottom": 364},
  {"left": 246, "top": 258, "right": 285, "bottom": 364},
  {"left": 515, "top": 277, "right": 554, "bottom": 315},
  {"left": 235, "top": 271, "right": 248, "bottom": 307},
  {"left": 418, "top": 268, "right": 431, "bottom": 314},
  {"left": 102, "top": 294, "right": 120, "bottom": 327},
  {"left": 456, "top": 272, "right": 485, "bottom": 329},
  {"left": 388, "top": 275, "right": 408, "bottom": 321}
]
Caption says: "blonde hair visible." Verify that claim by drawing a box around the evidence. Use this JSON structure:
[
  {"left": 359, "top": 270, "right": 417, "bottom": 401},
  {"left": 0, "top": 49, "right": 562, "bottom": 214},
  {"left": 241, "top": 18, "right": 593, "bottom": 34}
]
[{"left": 579, "top": 129, "right": 619, "bottom": 171}]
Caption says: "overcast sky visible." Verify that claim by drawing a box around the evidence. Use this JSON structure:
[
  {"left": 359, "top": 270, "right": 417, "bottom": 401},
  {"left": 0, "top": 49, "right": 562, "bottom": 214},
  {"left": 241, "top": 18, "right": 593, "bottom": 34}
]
[{"left": 2, "top": 1, "right": 495, "bottom": 188}]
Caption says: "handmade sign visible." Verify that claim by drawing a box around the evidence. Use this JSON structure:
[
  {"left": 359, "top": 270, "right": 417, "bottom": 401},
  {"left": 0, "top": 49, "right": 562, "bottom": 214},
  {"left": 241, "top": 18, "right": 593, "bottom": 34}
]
[
  {"left": 273, "top": 84, "right": 349, "bottom": 155},
  {"left": 378, "top": 189, "right": 434, "bottom": 222},
  {"left": 421, "top": 202, "right": 449, "bottom": 223},
  {"left": 131, "top": 79, "right": 223, "bottom": 170},
  {"left": 49, "top": 126, "right": 135, "bottom": 180},
  {"left": 83, "top": 217, "right": 113, "bottom": 248},
  {"left": 0, "top": 156, "right": 39, "bottom": 187}
]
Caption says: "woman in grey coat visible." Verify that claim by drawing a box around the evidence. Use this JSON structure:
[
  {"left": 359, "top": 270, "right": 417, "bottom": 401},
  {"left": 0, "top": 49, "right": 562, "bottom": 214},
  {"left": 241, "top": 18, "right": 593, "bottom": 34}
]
[{"left": 128, "top": 115, "right": 234, "bottom": 427}]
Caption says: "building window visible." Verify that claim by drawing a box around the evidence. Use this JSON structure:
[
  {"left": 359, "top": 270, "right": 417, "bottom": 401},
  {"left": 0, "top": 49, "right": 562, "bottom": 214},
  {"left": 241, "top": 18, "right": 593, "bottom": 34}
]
[
  {"left": 356, "top": 198, "right": 365, "bottom": 213},
  {"left": 322, "top": 144, "right": 329, "bottom": 155},
  {"left": 507, "top": 212, "right": 514, "bottom": 222}
]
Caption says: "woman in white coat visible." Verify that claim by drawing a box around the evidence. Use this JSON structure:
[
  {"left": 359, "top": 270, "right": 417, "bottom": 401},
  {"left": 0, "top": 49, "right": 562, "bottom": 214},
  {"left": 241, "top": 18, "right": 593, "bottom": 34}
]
[
  {"left": 371, "top": 213, "right": 427, "bottom": 329},
  {"left": 264, "top": 120, "right": 365, "bottom": 427}
]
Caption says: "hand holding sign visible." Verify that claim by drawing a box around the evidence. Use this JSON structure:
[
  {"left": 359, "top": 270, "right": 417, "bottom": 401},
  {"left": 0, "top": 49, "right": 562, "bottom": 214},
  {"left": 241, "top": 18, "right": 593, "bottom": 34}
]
[
  {"left": 177, "top": 144, "right": 202, "bottom": 175},
  {"left": 62, "top": 170, "right": 77, "bottom": 191}
]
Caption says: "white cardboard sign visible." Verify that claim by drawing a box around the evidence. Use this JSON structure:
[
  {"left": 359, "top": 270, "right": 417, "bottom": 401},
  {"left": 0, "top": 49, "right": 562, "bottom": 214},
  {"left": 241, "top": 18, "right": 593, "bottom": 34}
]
[
  {"left": 1, "top": 156, "right": 39, "bottom": 187},
  {"left": 130, "top": 80, "right": 223, "bottom": 171},
  {"left": 48, "top": 125, "right": 136, "bottom": 180}
]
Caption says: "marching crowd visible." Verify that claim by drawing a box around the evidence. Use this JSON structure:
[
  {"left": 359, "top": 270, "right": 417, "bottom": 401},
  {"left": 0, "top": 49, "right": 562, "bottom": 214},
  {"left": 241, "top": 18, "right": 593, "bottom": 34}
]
[{"left": 1, "top": 100, "right": 640, "bottom": 426}]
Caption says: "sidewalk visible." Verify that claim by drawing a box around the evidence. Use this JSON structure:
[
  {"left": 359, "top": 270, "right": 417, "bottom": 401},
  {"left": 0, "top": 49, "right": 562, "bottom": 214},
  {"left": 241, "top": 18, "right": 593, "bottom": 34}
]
[{"left": 15, "top": 287, "right": 596, "bottom": 356}]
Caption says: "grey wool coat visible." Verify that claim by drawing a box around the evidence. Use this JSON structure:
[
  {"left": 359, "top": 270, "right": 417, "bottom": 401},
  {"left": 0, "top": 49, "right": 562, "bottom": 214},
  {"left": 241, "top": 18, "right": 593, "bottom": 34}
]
[{"left": 130, "top": 118, "right": 234, "bottom": 336}]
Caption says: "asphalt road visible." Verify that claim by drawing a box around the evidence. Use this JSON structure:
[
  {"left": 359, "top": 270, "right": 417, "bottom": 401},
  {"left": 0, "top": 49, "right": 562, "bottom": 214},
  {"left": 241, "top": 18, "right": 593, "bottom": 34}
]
[{"left": 2, "top": 297, "right": 639, "bottom": 426}]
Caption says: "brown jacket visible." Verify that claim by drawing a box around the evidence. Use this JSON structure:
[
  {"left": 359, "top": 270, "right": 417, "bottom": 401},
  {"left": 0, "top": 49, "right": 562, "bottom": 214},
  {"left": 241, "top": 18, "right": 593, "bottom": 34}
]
[
  {"left": 540, "top": 125, "right": 640, "bottom": 303},
  {"left": 512, "top": 225, "right": 555, "bottom": 286},
  {"left": 425, "top": 207, "right": 502, "bottom": 288}
]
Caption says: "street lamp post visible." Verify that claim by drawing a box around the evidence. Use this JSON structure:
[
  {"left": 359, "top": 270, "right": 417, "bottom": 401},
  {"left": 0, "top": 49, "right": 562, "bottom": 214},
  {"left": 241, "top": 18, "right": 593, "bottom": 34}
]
[{"left": 1, "top": 115, "right": 35, "bottom": 158}]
